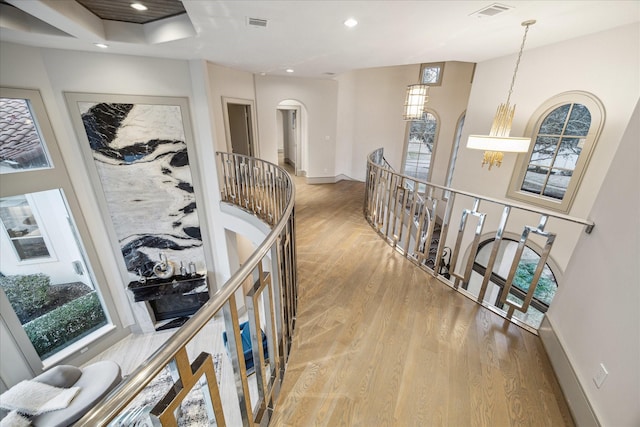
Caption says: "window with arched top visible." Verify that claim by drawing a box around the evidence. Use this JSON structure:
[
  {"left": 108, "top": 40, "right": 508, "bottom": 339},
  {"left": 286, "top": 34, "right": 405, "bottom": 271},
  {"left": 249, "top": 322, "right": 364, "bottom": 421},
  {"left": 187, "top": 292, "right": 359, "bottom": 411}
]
[
  {"left": 402, "top": 110, "right": 439, "bottom": 182},
  {"left": 469, "top": 238, "right": 559, "bottom": 329},
  {"left": 445, "top": 112, "right": 465, "bottom": 189},
  {"left": 508, "top": 91, "right": 605, "bottom": 213}
]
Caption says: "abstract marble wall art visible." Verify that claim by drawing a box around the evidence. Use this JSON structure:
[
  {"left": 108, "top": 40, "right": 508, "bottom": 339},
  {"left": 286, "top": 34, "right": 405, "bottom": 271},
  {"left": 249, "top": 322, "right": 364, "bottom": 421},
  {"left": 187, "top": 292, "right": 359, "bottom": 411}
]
[{"left": 69, "top": 96, "right": 205, "bottom": 280}]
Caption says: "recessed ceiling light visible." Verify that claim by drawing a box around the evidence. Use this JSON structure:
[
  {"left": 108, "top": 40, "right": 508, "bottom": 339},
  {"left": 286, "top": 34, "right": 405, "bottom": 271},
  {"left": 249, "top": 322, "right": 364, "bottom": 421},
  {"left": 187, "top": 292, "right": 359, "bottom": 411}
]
[
  {"left": 94, "top": 43, "right": 108, "bottom": 49},
  {"left": 131, "top": 3, "right": 148, "bottom": 11},
  {"left": 344, "top": 18, "right": 358, "bottom": 28},
  {"left": 286, "top": 69, "right": 294, "bottom": 73}
]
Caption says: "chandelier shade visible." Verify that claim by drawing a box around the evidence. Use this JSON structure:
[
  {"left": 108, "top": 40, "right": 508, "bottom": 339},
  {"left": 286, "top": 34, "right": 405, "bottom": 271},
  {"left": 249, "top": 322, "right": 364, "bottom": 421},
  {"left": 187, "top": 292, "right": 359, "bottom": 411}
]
[
  {"left": 467, "top": 20, "right": 536, "bottom": 169},
  {"left": 466, "top": 135, "right": 531, "bottom": 152},
  {"left": 403, "top": 84, "right": 429, "bottom": 120}
]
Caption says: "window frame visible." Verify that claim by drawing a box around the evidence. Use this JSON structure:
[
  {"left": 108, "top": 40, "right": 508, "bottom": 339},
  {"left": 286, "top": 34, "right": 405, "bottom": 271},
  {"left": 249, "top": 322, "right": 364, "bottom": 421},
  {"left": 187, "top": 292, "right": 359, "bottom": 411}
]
[
  {"left": 0, "top": 96, "right": 55, "bottom": 174},
  {"left": 507, "top": 91, "right": 605, "bottom": 213},
  {"left": 0, "top": 87, "right": 124, "bottom": 373},
  {"left": 445, "top": 111, "right": 465, "bottom": 190},
  {"left": 469, "top": 235, "right": 563, "bottom": 330},
  {"left": 420, "top": 62, "right": 445, "bottom": 86}
]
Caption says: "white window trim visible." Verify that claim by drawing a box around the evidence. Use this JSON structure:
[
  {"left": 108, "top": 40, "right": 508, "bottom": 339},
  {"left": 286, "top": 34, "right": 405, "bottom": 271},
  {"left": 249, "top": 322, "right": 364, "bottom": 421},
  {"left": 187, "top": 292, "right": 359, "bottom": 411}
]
[
  {"left": 420, "top": 62, "right": 445, "bottom": 86},
  {"left": 445, "top": 111, "right": 466, "bottom": 190},
  {"left": 507, "top": 91, "right": 605, "bottom": 213},
  {"left": 0, "top": 96, "right": 55, "bottom": 175},
  {"left": 0, "top": 87, "right": 124, "bottom": 374}
]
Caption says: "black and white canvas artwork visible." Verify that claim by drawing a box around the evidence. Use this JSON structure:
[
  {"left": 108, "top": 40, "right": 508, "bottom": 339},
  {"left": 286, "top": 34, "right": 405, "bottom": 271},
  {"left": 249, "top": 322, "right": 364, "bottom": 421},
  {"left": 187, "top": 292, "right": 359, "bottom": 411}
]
[{"left": 76, "top": 100, "right": 205, "bottom": 279}]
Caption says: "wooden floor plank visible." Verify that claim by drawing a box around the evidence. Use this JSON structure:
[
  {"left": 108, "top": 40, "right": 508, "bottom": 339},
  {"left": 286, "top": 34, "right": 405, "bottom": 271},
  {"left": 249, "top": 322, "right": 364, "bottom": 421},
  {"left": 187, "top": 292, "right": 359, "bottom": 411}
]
[{"left": 271, "top": 177, "right": 574, "bottom": 426}]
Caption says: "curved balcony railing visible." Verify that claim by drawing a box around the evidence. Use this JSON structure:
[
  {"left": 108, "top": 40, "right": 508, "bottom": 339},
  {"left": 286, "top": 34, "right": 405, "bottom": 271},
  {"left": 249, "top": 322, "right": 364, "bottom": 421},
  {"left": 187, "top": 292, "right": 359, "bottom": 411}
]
[
  {"left": 365, "top": 148, "right": 593, "bottom": 333},
  {"left": 77, "top": 153, "right": 296, "bottom": 426}
]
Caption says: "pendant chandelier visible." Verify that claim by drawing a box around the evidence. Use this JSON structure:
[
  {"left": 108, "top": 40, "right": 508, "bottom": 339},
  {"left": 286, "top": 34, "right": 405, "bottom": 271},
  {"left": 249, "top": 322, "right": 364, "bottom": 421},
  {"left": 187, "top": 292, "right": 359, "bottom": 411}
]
[
  {"left": 403, "top": 84, "right": 430, "bottom": 120},
  {"left": 467, "top": 19, "right": 536, "bottom": 170}
]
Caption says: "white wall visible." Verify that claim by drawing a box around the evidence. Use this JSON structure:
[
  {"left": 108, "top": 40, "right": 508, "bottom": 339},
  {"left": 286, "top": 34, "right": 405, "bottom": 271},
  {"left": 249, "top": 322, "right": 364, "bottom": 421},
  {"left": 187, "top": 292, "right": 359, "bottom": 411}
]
[
  {"left": 0, "top": 191, "right": 91, "bottom": 287},
  {"left": 206, "top": 63, "right": 256, "bottom": 154},
  {"left": 255, "top": 75, "right": 338, "bottom": 177},
  {"left": 276, "top": 110, "right": 284, "bottom": 152},
  {"left": 335, "top": 64, "right": 418, "bottom": 181},
  {"left": 546, "top": 100, "right": 639, "bottom": 426},
  {"left": 335, "top": 62, "right": 474, "bottom": 182}
]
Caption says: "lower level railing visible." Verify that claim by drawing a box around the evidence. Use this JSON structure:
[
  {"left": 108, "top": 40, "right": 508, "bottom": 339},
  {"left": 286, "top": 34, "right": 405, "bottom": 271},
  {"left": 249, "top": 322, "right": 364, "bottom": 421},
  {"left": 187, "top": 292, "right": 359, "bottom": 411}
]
[
  {"left": 365, "top": 148, "right": 593, "bottom": 333},
  {"left": 77, "top": 153, "right": 297, "bottom": 426}
]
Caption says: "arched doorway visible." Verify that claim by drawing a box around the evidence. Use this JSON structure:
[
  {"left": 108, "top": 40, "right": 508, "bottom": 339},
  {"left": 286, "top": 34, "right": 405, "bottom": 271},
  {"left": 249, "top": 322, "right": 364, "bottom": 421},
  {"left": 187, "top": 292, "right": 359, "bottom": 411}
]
[{"left": 276, "top": 100, "right": 307, "bottom": 176}]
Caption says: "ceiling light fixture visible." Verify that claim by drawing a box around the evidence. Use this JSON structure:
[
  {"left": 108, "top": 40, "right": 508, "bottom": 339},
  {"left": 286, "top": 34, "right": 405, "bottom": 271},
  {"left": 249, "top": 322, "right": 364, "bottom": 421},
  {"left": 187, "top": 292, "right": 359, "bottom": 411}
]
[
  {"left": 403, "top": 84, "right": 429, "bottom": 121},
  {"left": 344, "top": 18, "right": 358, "bottom": 28},
  {"left": 467, "top": 19, "right": 536, "bottom": 170},
  {"left": 285, "top": 69, "right": 294, "bottom": 73},
  {"left": 130, "top": 3, "right": 148, "bottom": 11},
  {"left": 94, "top": 43, "right": 108, "bottom": 49}
]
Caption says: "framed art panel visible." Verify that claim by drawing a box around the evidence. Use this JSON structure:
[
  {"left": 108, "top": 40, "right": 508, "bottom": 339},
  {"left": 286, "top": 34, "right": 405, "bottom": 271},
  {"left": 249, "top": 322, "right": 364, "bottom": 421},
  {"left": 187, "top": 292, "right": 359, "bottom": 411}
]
[{"left": 65, "top": 93, "right": 207, "bottom": 283}]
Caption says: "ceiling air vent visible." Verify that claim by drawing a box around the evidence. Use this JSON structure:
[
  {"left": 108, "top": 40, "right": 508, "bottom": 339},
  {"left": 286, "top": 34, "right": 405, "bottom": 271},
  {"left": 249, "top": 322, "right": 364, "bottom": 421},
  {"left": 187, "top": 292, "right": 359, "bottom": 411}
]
[
  {"left": 471, "top": 3, "right": 514, "bottom": 18},
  {"left": 247, "top": 17, "right": 268, "bottom": 28}
]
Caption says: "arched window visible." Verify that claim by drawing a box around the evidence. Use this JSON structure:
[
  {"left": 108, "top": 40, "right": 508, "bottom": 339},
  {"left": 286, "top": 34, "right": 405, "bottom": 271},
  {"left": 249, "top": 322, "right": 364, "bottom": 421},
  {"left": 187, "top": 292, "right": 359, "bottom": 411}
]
[
  {"left": 468, "top": 238, "right": 559, "bottom": 329},
  {"left": 508, "top": 91, "right": 604, "bottom": 213},
  {"left": 445, "top": 112, "right": 465, "bottom": 189},
  {"left": 402, "top": 110, "right": 439, "bottom": 182}
]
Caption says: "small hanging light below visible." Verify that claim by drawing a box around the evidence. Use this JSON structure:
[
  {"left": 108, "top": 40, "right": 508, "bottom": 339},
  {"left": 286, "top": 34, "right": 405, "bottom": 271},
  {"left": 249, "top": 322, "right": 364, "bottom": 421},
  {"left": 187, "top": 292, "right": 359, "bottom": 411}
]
[
  {"left": 403, "top": 84, "right": 430, "bottom": 121},
  {"left": 467, "top": 19, "right": 536, "bottom": 170}
]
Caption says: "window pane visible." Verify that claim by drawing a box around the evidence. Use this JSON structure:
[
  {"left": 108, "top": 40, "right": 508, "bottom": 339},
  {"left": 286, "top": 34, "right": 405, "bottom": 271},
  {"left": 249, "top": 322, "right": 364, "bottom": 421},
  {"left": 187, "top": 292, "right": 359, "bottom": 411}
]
[
  {"left": 421, "top": 66, "right": 441, "bottom": 84},
  {"left": 0, "top": 197, "right": 42, "bottom": 237},
  {"left": 553, "top": 137, "right": 582, "bottom": 169},
  {"left": 520, "top": 102, "right": 592, "bottom": 202},
  {"left": 0, "top": 189, "right": 109, "bottom": 359},
  {"left": 12, "top": 237, "right": 49, "bottom": 259},
  {"left": 515, "top": 247, "right": 557, "bottom": 306},
  {"left": 0, "top": 195, "right": 50, "bottom": 260},
  {"left": 543, "top": 169, "right": 571, "bottom": 199},
  {"left": 521, "top": 167, "right": 549, "bottom": 194},
  {"left": 539, "top": 104, "right": 570, "bottom": 135},
  {"left": 509, "top": 93, "right": 602, "bottom": 212},
  {"left": 0, "top": 98, "right": 52, "bottom": 173},
  {"left": 565, "top": 103, "right": 591, "bottom": 136},
  {"left": 404, "top": 112, "right": 437, "bottom": 181},
  {"left": 529, "top": 136, "right": 558, "bottom": 167}
]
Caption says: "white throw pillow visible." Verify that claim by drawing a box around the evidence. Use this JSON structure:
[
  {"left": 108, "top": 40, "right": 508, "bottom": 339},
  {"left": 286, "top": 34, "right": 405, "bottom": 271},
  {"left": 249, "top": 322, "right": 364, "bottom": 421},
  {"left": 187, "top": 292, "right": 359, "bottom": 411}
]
[
  {"left": 0, "top": 381, "right": 80, "bottom": 415},
  {"left": 0, "top": 410, "right": 31, "bottom": 427}
]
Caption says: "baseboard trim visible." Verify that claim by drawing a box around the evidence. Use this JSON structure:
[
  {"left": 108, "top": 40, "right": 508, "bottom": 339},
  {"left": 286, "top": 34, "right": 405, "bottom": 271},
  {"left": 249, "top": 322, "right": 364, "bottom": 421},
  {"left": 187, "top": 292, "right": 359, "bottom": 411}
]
[
  {"left": 306, "top": 174, "right": 356, "bottom": 184},
  {"left": 539, "top": 316, "right": 600, "bottom": 427}
]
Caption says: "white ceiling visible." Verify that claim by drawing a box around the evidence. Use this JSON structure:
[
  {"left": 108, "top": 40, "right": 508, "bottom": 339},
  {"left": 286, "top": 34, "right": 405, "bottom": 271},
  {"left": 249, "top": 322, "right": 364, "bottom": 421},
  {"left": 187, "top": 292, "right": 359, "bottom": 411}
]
[{"left": 1, "top": 1, "right": 639, "bottom": 78}]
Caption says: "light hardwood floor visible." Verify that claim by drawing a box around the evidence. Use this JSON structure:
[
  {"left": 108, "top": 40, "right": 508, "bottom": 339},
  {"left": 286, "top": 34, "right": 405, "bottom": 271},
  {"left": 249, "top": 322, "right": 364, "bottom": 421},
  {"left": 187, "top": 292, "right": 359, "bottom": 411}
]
[
  {"left": 270, "top": 177, "right": 574, "bottom": 426},
  {"left": 87, "top": 172, "right": 573, "bottom": 426}
]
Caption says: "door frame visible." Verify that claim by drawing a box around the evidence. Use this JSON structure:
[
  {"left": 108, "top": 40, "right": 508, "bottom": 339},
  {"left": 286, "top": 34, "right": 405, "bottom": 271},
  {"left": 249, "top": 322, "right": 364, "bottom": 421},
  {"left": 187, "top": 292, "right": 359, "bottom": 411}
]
[{"left": 222, "top": 97, "right": 259, "bottom": 158}]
